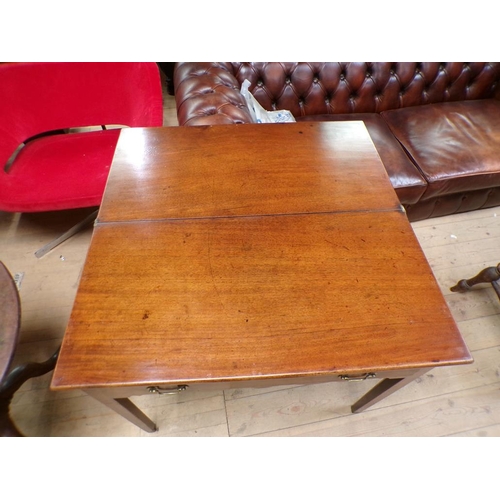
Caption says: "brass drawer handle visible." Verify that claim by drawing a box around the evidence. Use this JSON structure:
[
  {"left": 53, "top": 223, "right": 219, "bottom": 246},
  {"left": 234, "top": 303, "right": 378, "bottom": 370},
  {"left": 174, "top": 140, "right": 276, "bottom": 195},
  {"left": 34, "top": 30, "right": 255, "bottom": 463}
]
[
  {"left": 339, "top": 373, "right": 376, "bottom": 382},
  {"left": 147, "top": 385, "right": 188, "bottom": 394}
]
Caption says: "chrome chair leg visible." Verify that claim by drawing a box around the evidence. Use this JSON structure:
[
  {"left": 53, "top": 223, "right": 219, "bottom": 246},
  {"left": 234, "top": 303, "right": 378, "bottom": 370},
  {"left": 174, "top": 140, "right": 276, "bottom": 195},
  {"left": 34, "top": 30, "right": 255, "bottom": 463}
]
[{"left": 34, "top": 209, "right": 98, "bottom": 258}]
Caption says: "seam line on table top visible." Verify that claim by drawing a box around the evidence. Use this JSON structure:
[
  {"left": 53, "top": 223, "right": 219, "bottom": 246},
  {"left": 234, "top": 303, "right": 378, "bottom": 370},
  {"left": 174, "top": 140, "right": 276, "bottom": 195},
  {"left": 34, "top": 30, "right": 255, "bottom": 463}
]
[{"left": 95, "top": 206, "right": 406, "bottom": 225}]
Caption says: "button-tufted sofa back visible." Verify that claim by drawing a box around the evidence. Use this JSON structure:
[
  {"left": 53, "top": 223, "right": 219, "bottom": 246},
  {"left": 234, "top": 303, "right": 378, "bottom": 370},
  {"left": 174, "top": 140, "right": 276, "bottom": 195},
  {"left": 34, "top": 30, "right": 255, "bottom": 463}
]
[{"left": 175, "top": 62, "right": 500, "bottom": 125}]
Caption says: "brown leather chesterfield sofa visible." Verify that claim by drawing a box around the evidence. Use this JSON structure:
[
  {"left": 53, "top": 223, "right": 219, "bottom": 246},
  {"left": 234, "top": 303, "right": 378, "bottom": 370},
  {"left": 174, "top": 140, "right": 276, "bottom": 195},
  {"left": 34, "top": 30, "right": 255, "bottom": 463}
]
[{"left": 174, "top": 62, "right": 500, "bottom": 221}]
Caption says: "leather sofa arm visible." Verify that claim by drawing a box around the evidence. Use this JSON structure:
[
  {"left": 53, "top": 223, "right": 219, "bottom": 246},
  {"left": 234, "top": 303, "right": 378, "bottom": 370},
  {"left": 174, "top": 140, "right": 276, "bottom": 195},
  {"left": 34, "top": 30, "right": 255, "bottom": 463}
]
[{"left": 174, "top": 63, "right": 253, "bottom": 126}]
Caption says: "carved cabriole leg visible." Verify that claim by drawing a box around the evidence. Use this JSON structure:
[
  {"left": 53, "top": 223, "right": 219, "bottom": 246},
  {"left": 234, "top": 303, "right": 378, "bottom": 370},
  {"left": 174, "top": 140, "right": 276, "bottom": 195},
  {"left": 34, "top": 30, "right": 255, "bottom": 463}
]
[
  {"left": 85, "top": 389, "right": 157, "bottom": 433},
  {"left": 0, "top": 400, "right": 22, "bottom": 437},
  {"left": 351, "top": 368, "right": 430, "bottom": 413},
  {"left": 450, "top": 263, "right": 500, "bottom": 293}
]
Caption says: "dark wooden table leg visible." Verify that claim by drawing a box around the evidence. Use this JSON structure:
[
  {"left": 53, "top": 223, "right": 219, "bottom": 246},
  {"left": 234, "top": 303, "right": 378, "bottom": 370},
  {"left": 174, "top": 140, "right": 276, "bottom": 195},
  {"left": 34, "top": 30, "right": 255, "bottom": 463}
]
[
  {"left": 351, "top": 369, "right": 430, "bottom": 413},
  {"left": 0, "top": 348, "right": 60, "bottom": 437},
  {"left": 492, "top": 281, "right": 500, "bottom": 301},
  {"left": 450, "top": 263, "right": 500, "bottom": 295}
]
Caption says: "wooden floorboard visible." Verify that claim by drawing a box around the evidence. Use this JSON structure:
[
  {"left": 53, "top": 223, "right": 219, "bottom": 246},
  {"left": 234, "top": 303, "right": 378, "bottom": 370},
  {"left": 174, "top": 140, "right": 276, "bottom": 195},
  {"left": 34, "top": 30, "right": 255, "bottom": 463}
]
[{"left": 2, "top": 92, "right": 500, "bottom": 437}]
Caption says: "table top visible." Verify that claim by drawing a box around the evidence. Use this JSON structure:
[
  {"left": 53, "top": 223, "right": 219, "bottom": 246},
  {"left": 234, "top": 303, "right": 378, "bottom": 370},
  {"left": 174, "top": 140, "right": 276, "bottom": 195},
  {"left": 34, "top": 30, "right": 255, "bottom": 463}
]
[
  {"left": 98, "top": 122, "right": 402, "bottom": 222},
  {"left": 52, "top": 122, "right": 472, "bottom": 390}
]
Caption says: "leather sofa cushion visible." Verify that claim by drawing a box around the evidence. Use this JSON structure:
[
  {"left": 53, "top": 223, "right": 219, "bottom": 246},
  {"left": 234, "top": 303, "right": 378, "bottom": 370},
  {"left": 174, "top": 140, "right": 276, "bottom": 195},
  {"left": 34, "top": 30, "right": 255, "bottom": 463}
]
[
  {"left": 296, "top": 113, "right": 427, "bottom": 205},
  {"left": 381, "top": 99, "right": 500, "bottom": 201}
]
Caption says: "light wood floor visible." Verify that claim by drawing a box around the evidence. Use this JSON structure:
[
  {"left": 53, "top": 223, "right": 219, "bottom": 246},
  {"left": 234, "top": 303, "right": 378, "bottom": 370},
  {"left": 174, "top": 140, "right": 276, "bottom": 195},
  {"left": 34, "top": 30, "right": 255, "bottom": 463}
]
[{"left": 2, "top": 90, "right": 500, "bottom": 437}]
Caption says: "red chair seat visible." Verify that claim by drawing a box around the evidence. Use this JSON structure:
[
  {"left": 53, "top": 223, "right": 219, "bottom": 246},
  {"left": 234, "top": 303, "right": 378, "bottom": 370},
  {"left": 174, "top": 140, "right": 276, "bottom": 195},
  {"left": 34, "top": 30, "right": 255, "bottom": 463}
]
[{"left": 0, "top": 128, "right": 121, "bottom": 212}]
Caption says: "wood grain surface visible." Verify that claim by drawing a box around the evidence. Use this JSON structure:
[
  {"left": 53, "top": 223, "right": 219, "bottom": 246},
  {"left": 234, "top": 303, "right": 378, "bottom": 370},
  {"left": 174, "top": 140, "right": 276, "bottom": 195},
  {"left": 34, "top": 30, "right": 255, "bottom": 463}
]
[
  {"left": 98, "top": 122, "right": 402, "bottom": 222},
  {"left": 52, "top": 211, "right": 470, "bottom": 389}
]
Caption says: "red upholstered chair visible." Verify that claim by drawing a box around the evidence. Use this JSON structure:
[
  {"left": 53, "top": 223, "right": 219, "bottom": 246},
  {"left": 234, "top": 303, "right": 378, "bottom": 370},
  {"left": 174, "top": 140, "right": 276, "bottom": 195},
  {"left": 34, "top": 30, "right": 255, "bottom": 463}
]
[{"left": 0, "top": 62, "right": 163, "bottom": 254}]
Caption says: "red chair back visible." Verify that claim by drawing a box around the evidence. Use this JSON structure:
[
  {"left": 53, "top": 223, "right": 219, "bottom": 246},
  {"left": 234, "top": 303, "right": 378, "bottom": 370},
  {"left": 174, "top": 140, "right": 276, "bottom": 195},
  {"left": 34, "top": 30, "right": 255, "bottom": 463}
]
[
  {"left": 0, "top": 62, "right": 163, "bottom": 212},
  {"left": 0, "top": 62, "right": 163, "bottom": 167}
]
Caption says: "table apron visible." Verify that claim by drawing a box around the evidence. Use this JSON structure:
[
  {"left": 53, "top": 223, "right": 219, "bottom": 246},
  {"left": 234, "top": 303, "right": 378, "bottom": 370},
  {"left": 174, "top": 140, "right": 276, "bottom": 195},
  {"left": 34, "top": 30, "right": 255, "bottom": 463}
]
[
  {"left": 82, "top": 367, "right": 433, "bottom": 432},
  {"left": 83, "top": 367, "right": 427, "bottom": 399}
]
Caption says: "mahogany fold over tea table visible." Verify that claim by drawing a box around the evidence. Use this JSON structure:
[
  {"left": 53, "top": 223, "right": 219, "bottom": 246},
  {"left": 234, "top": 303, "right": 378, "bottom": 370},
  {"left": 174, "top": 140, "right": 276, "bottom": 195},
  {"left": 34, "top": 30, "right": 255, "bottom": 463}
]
[{"left": 51, "top": 122, "right": 472, "bottom": 432}]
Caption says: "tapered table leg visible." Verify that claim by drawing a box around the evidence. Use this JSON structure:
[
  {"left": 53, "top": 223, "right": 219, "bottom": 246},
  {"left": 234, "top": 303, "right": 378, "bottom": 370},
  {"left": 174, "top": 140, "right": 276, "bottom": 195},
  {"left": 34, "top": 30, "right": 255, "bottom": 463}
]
[
  {"left": 351, "top": 369, "right": 430, "bottom": 413},
  {"left": 85, "top": 389, "right": 157, "bottom": 433}
]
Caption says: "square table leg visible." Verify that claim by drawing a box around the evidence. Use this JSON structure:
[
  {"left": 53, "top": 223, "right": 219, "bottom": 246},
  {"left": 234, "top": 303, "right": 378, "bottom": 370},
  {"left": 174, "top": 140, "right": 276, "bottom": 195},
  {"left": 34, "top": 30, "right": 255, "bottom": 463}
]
[
  {"left": 351, "top": 369, "right": 430, "bottom": 413},
  {"left": 85, "top": 389, "right": 157, "bottom": 433}
]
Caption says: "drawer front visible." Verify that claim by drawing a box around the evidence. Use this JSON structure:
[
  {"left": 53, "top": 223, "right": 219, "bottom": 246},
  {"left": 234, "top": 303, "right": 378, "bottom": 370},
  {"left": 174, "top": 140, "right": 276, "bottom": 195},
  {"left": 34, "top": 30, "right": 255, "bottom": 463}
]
[{"left": 114, "top": 368, "right": 423, "bottom": 398}]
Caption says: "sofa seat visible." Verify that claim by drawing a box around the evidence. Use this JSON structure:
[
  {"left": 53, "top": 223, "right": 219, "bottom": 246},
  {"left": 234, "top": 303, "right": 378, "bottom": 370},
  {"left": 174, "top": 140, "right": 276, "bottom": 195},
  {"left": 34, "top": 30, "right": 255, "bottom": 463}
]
[
  {"left": 381, "top": 99, "right": 500, "bottom": 219},
  {"left": 296, "top": 113, "right": 427, "bottom": 205}
]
